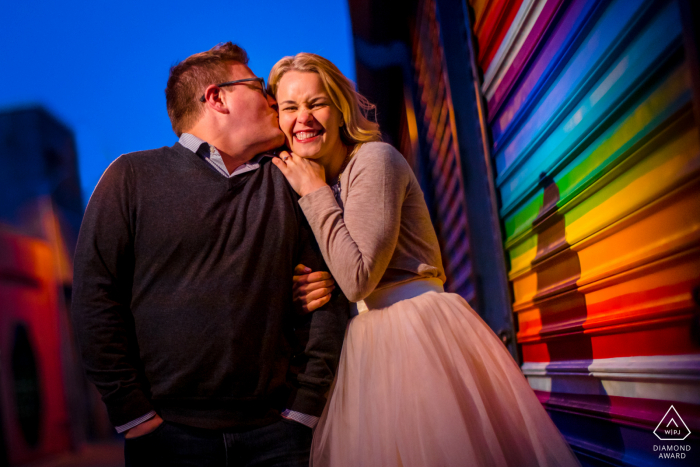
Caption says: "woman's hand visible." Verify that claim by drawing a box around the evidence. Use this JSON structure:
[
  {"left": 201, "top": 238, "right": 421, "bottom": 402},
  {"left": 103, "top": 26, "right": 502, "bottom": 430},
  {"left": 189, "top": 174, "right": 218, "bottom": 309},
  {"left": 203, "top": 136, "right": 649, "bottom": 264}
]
[
  {"left": 272, "top": 151, "right": 328, "bottom": 197},
  {"left": 293, "top": 264, "right": 336, "bottom": 314}
]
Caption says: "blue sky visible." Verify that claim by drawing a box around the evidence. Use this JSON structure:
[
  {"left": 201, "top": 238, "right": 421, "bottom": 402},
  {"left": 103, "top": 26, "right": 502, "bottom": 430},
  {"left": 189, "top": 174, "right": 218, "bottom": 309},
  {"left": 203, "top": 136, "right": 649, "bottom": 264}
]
[{"left": 0, "top": 0, "right": 354, "bottom": 203}]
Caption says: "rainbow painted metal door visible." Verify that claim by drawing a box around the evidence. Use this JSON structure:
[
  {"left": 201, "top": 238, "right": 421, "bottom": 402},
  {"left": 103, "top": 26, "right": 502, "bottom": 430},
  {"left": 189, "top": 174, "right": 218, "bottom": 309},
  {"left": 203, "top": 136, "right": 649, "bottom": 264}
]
[{"left": 466, "top": 0, "right": 700, "bottom": 463}]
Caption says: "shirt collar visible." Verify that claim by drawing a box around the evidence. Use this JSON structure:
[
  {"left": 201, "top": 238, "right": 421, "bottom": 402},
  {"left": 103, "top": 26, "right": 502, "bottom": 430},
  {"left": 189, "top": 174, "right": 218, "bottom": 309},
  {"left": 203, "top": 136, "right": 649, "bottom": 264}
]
[
  {"left": 178, "top": 132, "right": 209, "bottom": 155},
  {"left": 178, "top": 133, "right": 275, "bottom": 164}
]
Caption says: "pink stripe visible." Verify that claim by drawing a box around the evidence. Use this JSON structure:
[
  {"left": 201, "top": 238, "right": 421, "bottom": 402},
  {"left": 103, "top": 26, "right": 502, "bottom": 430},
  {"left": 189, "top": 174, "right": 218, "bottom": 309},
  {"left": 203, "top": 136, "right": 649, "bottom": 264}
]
[
  {"left": 489, "top": 0, "right": 595, "bottom": 146},
  {"left": 487, "top": 0, "right": 566, "bottom": 118}
]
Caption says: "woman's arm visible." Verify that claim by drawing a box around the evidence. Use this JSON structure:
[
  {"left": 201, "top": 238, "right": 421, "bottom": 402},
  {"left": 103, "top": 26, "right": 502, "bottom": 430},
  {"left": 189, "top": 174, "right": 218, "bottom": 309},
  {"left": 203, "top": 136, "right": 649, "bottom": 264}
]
[{"left": 276, "top": 144, "right": 409, "bottom": 302}]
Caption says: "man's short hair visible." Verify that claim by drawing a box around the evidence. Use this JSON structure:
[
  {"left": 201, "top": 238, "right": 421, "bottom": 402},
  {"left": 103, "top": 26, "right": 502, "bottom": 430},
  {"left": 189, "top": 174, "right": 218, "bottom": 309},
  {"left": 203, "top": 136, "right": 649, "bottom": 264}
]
[{"left": 165, "top": 42, "right": 249, "bottom": 136}]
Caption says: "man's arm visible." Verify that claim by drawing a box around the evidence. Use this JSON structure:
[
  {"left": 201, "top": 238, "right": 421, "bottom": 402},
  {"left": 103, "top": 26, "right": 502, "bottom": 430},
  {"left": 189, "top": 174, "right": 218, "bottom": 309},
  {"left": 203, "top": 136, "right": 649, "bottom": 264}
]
[
  {"left": 71, "top": 157, "right": 155, "bottom": 429},
  {"left": 287, "top": 216, "right": 349, "bottom": 418}
]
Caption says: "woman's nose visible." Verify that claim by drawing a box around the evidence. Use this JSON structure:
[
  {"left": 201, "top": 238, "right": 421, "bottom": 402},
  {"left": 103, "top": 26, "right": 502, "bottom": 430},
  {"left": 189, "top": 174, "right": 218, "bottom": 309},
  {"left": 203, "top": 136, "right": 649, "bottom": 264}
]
[{"left": 297, "top": 109, "right": 313, "bottom": 124}]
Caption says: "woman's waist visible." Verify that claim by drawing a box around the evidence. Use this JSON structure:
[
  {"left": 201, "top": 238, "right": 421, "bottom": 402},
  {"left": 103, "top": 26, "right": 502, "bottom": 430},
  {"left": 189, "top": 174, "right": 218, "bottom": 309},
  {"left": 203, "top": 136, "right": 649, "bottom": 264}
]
[{"left": 350, "top": 278, "right": 444, "bottom": 315}]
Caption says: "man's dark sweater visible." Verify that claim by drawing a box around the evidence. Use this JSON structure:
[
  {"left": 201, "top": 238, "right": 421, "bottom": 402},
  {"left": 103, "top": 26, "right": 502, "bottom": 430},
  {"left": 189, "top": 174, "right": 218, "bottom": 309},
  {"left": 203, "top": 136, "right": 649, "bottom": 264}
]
[{"left": 71, "top": 142, "right": 348, "bottom": 430}]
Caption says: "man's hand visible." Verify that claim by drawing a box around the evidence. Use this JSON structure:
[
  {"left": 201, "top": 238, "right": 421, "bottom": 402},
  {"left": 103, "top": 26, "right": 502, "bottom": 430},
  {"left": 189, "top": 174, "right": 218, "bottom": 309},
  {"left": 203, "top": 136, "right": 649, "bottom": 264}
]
[
  {"left": 293, "top": 264, "right": 336, "bottom": 314},
  {"left": 124, "top": 414, "right": 164, "bottom": 439}
]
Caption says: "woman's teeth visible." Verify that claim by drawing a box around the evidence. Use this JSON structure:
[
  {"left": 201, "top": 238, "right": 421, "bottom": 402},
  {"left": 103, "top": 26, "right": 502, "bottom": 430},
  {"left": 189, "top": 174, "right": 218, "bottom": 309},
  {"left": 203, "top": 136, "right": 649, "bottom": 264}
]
[{"left": 296, "top": 131, "right": 320, "bottom": 140}]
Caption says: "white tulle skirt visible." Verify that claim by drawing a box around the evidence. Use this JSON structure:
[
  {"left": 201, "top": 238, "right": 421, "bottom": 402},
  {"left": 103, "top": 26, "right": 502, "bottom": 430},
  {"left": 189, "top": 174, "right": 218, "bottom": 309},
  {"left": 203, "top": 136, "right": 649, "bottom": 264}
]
[{"left": 310, "top": 279, "right": 579, "bottom": 467}]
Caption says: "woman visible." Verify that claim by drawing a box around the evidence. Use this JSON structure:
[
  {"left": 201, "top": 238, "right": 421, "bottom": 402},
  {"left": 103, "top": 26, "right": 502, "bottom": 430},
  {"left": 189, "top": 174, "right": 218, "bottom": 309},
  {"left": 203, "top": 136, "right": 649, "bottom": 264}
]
[{"left": 269, "top": 53, "right": 579, "bottom": 467}]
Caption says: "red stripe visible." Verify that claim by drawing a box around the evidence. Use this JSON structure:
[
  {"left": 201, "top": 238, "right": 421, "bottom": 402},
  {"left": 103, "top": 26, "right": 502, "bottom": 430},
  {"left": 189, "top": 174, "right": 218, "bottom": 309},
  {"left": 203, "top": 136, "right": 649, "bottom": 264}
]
[
  {"left": 584, "top": 280, "right": 698, "bottom": 320},
  {"left": 487, "top": 0, "right": 566, "bottom": 117},
  {"left": 477, "top": 0, "right": 525, "bottom": 70},
  {"left": 522, "top": 316, "right": 699, "bottom": 362},
  {"left": 488, "top": 0, "right": 597, "bottom": 144}
]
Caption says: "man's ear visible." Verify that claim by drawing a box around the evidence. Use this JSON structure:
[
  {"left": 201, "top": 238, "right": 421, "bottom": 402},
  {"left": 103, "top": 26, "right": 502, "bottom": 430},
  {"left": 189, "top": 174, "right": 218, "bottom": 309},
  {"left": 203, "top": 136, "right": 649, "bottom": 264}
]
[{"left": 202, "top": 85, "right": 229, "bottom": 114}]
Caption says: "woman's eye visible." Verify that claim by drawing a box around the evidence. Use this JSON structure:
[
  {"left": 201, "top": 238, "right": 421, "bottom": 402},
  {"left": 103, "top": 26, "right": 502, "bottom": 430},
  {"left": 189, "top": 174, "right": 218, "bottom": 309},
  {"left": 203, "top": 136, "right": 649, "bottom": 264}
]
[{"left": 282, "top": 107, "right": 297, "bottom": 112}]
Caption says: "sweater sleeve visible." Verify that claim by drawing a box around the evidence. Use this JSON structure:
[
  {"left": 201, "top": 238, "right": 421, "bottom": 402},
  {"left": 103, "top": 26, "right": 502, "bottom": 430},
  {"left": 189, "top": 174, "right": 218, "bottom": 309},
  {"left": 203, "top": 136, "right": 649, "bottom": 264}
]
[
  {"left": 71, "top": 156, "right": 154, "bottom": 427},
  {"left": 298, "top": 144, "right": 409, "bottom": 302},
  {"left": 287, "top": 203, "right": 349, "bottom": 417}
]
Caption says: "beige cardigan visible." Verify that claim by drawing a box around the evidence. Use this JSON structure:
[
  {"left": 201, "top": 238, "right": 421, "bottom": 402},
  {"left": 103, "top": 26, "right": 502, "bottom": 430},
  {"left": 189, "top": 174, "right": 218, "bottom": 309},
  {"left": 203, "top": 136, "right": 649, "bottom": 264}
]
[{"left": 298, "top": 142, "right": 446, "bottom": 302}]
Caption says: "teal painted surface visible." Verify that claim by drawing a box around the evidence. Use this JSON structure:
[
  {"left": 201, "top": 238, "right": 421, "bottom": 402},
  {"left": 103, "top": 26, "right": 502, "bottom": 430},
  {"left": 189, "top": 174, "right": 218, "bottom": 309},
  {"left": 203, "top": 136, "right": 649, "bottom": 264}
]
[{"left": 497, "top": 1, "right": 683, "bottom": 218}]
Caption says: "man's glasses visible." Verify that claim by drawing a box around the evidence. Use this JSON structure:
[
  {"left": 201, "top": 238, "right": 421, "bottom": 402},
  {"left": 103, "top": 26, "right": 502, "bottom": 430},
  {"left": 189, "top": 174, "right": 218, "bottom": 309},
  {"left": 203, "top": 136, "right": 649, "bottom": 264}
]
[{"left": 199, "top": 77, "right": 267, "bottom": 102}]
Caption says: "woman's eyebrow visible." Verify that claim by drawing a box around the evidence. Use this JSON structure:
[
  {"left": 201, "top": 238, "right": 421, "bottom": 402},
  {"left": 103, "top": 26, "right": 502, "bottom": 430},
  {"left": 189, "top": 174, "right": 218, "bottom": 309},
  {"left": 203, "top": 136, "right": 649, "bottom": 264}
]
[{"left": 279, "top": 96, "right": 328, "bottom": 106}]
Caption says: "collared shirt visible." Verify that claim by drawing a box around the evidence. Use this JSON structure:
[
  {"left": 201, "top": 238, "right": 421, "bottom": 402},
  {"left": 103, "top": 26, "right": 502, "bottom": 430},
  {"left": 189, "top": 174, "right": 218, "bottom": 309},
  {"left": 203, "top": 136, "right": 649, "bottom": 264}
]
[
  {"left": 178, "top": 133, "right": 271, "bottom": 177},
  {"left": 115, "top": 135, "right": 317, "bottom": 433}
]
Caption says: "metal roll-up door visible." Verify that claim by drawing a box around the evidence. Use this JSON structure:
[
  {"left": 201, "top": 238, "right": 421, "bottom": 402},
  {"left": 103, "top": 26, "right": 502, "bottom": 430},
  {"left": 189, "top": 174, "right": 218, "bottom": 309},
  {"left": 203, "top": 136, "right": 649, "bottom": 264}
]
[
  {"left": 406, "top": 0, "right": 477, "bottom": 303},
  {"left": 348, "top": 0, "right": 519, "bottom": 355},
  {"left": 467, "top": 0, "right": 700, "bottom": 463}
]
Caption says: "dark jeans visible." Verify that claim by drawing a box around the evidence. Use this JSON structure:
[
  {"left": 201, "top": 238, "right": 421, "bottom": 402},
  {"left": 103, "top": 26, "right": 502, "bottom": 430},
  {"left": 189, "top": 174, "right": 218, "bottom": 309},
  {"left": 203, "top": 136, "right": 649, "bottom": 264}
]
[{"left": 124, "top": 418, "right": 313, "bottom": 467}]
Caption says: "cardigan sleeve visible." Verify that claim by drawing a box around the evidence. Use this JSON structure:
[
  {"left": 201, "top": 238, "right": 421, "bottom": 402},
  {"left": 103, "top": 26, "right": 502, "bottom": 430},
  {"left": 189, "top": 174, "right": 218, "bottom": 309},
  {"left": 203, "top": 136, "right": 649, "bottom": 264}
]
[
  {"left": 71, "top": 156, "right": 155, "bottom": 427},
  {"left": 298, "top": 144, "right": 410, "bottom": 302}
]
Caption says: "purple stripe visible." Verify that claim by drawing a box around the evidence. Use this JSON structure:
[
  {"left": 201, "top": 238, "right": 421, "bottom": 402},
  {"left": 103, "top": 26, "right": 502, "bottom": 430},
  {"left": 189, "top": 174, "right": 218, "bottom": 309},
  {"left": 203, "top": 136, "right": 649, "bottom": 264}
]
[
  {"left": 487, "top": 0, "right": 567, "bottom": 119},
  {"left": 489, "top": 0, "right": 602, "bottom": 149}
]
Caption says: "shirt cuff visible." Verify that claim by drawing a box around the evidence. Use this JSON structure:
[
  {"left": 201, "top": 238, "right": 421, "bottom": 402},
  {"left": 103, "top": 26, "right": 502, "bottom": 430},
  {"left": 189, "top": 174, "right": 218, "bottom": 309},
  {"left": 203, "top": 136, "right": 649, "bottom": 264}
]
[
  {"left": 281, "top": 409, "right": 319, "bottom": 428},
  {"left": 114, "top": 410, "right": 157, "bottom": 433}
]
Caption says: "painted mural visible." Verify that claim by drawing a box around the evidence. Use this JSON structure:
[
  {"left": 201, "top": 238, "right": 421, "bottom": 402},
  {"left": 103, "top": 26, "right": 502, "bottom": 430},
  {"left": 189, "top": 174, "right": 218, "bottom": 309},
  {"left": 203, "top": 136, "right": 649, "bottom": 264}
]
[{"left": 468, "top": 0, "right": 700, "bottom": 463}]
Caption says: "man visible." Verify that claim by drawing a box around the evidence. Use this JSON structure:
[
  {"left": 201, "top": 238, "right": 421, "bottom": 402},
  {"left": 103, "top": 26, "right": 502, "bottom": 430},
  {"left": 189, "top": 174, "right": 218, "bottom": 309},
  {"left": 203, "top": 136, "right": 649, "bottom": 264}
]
[{"left": 71, "top": 42, "right": 347, "bottom": 466}]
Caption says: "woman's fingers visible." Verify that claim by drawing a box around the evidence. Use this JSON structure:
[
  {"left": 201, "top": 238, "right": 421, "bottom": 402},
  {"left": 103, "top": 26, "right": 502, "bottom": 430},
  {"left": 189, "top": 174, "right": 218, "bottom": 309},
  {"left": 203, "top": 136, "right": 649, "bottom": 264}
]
[
  {"left": 272, "top": 150, "right": 326, "bottom": 196},
  {"left": 271, "top": 156, "right": 287, "bottom": 171},
  {"left": 273, "top": 151, "right": 293, "bottom": 169}
]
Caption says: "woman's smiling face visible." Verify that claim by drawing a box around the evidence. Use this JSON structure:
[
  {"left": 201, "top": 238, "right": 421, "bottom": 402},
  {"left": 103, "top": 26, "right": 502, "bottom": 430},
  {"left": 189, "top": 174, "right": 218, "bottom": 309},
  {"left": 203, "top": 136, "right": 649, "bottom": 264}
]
[{"left": 276, "top": 71, "right": 345, "bottom": 166}]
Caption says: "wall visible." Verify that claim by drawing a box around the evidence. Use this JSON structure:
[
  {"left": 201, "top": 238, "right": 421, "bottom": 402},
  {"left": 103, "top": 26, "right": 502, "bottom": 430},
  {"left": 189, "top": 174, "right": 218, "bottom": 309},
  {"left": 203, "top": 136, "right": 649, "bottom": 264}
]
[
  {"left": 467, "top": 0, "right": 700, "bottom": 463},
  {"left": 348, "top": 0, "right": 700, "bottom": 463},
  {"left": 0, "top": 107, "right": 108, "bottom": 465}
]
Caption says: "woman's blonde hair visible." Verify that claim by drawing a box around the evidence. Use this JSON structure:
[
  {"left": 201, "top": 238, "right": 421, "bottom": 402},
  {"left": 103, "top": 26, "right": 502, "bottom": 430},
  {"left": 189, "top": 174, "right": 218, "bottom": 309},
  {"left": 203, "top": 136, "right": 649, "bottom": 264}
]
[{"left": 268, "top": 53, "right": 382, "bottom": 153}]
